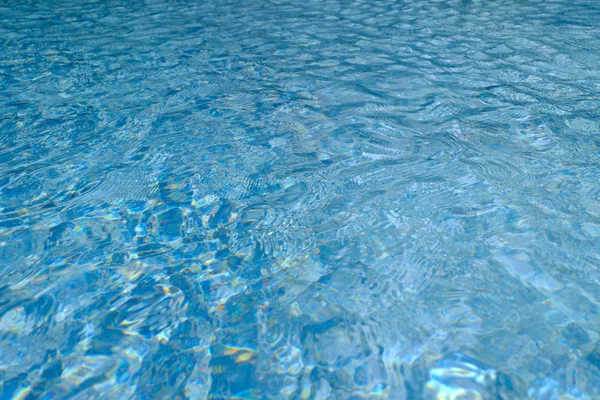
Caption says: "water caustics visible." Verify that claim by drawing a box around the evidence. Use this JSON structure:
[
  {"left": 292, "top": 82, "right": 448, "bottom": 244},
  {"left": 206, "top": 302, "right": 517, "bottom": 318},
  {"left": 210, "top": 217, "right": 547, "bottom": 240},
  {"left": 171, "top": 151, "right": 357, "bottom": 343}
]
[{"left": 1, "top": 0, "right": 600, "bottom": 398}]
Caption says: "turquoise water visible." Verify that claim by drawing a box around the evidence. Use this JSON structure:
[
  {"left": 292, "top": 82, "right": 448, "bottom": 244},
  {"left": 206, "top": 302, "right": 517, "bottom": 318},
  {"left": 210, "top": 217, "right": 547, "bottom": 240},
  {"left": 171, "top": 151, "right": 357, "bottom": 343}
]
[{"left": 1, "top": 0, "right": 600, "bottom": 398}]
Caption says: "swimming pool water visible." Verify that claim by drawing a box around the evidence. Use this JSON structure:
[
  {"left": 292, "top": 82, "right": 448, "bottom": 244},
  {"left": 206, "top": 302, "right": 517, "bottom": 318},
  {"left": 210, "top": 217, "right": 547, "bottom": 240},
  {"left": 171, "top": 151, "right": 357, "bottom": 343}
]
[{"left": 1, "top": 0, "right": 599, "bottom": 398}]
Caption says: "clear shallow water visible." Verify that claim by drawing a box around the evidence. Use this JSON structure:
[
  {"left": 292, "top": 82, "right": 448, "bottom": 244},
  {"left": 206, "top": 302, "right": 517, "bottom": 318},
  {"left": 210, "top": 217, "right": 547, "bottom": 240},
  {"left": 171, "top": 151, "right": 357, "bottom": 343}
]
[{"left": 1, "top": 0, "right": 600, "bottom": 398}]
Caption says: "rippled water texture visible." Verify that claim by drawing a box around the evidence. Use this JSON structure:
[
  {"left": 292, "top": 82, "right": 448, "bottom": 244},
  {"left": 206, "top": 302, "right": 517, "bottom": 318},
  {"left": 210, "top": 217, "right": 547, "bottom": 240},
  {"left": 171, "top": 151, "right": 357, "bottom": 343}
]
[{"left": 1, "top": 0, "right": 600, "bottom": 398}]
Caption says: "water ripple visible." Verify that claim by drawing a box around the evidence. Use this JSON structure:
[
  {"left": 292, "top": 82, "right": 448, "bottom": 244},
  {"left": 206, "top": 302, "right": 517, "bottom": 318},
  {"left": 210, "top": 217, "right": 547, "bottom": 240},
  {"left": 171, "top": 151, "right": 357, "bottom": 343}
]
[{"left": 1, "top": 0, "right": 600, "bottom": 398}]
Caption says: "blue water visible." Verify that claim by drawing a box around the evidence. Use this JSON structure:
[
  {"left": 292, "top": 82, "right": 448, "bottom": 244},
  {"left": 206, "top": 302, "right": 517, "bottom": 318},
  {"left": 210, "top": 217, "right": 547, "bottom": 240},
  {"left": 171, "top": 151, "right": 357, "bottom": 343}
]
[{"left": 1, "top": 0, "right": 600, "bottom": 398}]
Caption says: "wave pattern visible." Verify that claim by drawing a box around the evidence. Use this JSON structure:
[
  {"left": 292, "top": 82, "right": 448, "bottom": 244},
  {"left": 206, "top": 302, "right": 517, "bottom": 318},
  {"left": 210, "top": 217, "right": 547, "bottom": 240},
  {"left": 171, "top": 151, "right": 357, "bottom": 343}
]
[{"left": 1, "top": 0, "right": 600, "bottom": 398}]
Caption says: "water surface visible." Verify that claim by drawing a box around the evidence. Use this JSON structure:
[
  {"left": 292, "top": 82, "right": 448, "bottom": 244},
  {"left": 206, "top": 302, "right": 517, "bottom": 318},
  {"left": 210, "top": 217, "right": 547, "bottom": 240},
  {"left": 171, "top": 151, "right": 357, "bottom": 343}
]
[{"left": 1, "top": 0, "right": 600, "bottom": 398}]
